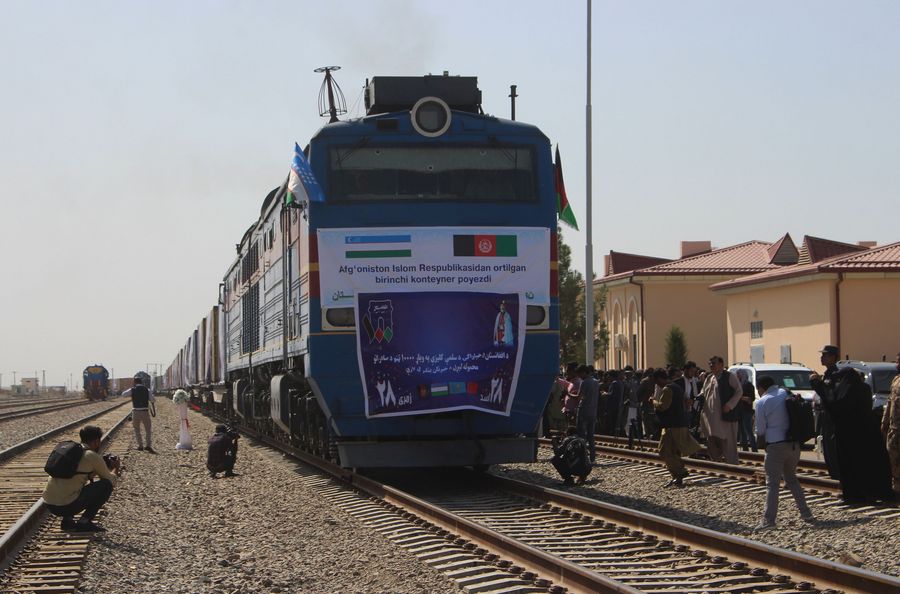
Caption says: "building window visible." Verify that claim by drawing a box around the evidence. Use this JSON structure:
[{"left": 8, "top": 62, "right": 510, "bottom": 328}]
[{"left": 750, "top": 321, "right": 763, "bottom": 339}]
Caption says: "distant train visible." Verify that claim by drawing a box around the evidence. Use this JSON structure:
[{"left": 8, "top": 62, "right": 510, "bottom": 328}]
[
  {"left": 162, "top": 73, "right": 560, "bottom": 468},
  {"left": 82, "top": 365, "right": 109, "bottom": 401}
]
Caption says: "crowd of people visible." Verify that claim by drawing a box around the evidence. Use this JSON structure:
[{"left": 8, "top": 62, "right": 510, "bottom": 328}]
[
  {"left": 40, "top": 349, "right": 900, "bottom": 535},
  {"left": 547, "top": 346, "right": 900, "bottom": 528}
]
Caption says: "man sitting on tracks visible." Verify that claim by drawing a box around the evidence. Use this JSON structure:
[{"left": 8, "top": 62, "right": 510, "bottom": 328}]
[
  {"left": 207, "top": 424, "right": 240, "bottom": 478},
  {"left": 42, "top": 425, "right": 121, "bottom": 532},
  {"left": 550, "top": 427, "right": 592, "bottom": 485}
]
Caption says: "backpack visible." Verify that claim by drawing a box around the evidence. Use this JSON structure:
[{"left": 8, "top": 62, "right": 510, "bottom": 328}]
[
  {"left": 785, "top": 392, "right": 816, "bottom": 444},
  {"left": 561, "top": 436, "right": 590, "bottom": 470},
  {"left": 207, "top": 432, "right": 235, "bottom": 472},
  {"left": 44, "top": 441, "right": 85, "bottom": 478}
]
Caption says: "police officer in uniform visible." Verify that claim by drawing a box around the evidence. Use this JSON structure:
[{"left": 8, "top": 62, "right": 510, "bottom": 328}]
[{"left": 810, "top": 345, "right": 840, "bottom": 479}]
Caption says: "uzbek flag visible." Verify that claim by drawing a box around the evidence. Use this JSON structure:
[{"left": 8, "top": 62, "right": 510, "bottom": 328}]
[
  {"left": 286, "top": 143, "right": 325, "bottom": 206},
  {"left": 555, "top": 146, "right": 578, "bottom": 230}
]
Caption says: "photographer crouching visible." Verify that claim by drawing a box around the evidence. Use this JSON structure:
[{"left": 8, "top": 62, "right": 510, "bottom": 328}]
[
  {"left": 42, "top": 425, "right": 122, "bottom": 532},
  {"left": 207, "top": 425, "right": 239, "bottom": 478}
]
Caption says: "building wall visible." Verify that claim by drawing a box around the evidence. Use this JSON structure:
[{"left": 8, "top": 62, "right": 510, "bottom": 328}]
[
  {"left": 723, "top": 278, "right": 835, "bottom": 368},
  {"left": 601, "top": 278, "right": 736, "bottom": 369},
  {"left": 601, "top": 282, "right": 643, "bottom": 369},
  {"left": 642, "top": 280, "right": 729, "bottom": 367},
  {"left": 839, "top": 275, "right": 900, "bottom": 362}
]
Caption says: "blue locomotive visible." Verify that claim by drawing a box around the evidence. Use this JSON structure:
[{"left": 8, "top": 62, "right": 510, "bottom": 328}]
[
  {"left": 168, "top": 73, "right": 560, "bottom": 468},
  {"left": 83, "top": 365, "right": 109, "bottom": 401}
]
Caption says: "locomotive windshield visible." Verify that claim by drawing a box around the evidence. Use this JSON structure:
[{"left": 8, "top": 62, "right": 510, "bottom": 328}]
[{"left": 328, "top": 145, "right": 536, "bottom": 202}]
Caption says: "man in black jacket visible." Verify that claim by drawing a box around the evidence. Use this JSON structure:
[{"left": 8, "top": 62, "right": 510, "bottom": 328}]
[
  {"left": 810, "top": 345, "right": 840, "bottom": 479},
  {"left": 123, "top": 376, "right": 155, "bottom": 453},
  {"left": 653, "top": 368, "right": 701, "bottom": 487},
  {"left": 812, "top": 346, "right": 894, "bottom": 503}
]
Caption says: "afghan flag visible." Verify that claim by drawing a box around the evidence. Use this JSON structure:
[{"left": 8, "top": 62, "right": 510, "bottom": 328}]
[
  {"left": 555, "top": 146, "right": 578, "bottom": 230},
  {"left": 453, "top": 234, "right": 517, "bottom": 257}
]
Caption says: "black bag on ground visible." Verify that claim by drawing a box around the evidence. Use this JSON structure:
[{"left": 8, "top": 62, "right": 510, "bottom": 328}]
[
  {"left": 785, "top": 392, "right": 816, "bottom": 444},
  {"left": 44, "top": 441, "right": 85, "bottom": 478}
]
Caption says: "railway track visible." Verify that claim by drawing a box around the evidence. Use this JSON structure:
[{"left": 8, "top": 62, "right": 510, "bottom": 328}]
[
  {"left": 539, "top": 435, "right": 900, "bottom": 520},
  {"left": 0, "top": 397, "right": 83, "bottom": 412},
  {"left": 0, "top": 399, "right": 105, "bottom": 423},
  {"left": 215, "top": 416, "right": 900, "bottom": 594},
  {"left": 0, "top": 402, "right": 130, "bottom": 591}
]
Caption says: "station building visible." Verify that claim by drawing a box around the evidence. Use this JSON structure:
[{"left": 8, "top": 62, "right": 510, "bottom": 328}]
[
  {"left": 593, "top": 234, "right": 897, "bottom": 370},
  {"left": 712, "top": 238, "right": 900, "bottom": 368}
]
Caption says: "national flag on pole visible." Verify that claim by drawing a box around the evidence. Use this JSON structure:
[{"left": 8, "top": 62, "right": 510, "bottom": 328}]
[
  {"left": 555, "top": 146, "right": 578, "bottom": 230},
  {"left": 286, "top": 143, "right": 325, "bottom": 206}
]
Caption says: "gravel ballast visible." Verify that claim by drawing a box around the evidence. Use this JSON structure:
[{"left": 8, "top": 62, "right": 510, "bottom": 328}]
[
  {"left": 496, "top": 447, "right": 900, "bottom": 577},
  {"left": 0, "top": 400, "right": 125, "bottom": 450},
  {"left": 76, "top": 400, "right": 460, "bottom": 594}
]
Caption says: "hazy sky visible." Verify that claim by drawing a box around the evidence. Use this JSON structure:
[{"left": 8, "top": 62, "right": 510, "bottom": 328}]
[{"left": 2, "top": 1, "right": 898, "bottom": 387}]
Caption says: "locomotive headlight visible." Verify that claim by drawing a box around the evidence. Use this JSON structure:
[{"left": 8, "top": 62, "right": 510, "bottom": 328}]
[{"left": 411, "top": 96, "right": 451, "bottom": 137}]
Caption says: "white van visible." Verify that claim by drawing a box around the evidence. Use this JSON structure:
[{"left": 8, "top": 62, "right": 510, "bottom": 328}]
[{"left": 727, "top": 363, "right": 816, "bottom": 403}]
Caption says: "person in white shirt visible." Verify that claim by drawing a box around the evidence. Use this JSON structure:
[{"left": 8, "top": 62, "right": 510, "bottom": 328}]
[{"left": 754, "top": 375, "right": 813, "bottom": 530}]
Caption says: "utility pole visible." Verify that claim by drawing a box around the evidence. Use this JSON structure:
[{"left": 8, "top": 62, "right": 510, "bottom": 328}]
[
  {"left": 584, "top": 0, "right": 595, "bottom": 366},
  {"left": 12, "top": 371, "right": 17, "bottom": 386},
  {"left": 42, "top": 370, "right": 46, "bottom": 393}
]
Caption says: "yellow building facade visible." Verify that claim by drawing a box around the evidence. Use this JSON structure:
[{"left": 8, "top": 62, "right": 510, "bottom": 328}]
[
  {"left": 594, "top": 235, "right": 898, "bottom": 371},
  {"left": 713, "top": 241, "right": 900, "bottom": 368},
  {"left": 596, "top": 240, "right": 788, "bottom": 369}
]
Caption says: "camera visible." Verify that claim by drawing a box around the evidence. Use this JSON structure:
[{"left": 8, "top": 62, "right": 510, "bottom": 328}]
[{"left": 103, "top": 453, "right": 119, "bottom": 469}]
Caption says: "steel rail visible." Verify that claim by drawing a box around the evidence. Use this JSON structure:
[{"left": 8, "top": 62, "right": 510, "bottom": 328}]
[
  {"left": 0, "top": 401, "right": 129, "bottom": 463},
  {"left": 481, "top": 472, "right": 900, "bottom": 594},
  {"left": 213, "top": 415, "right": 899, "bottom": 593},
  {"left": 0, "top": 406, "right": 131, "bottom": 570},
  {"left": 540, "top": 437, "right": 842, "bottom": 495},
  {"left": 226, "top": 422, "right": 637, "bottom": 593},
  {"left": 594, "top": 434, "right": 830, "bottom": 473},
  {"left": 0, "top": 396, "right": 84, "bottom": 411},
  {"left": 0, "top": 401, "right": 104, "bottom": 423}
]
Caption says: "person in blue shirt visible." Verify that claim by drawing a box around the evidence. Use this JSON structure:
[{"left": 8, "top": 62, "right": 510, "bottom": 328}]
[{"left": 754, "top": 375, "right": 813, "bottom": 530}]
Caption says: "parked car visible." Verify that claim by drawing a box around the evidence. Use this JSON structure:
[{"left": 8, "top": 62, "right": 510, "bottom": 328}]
[
  {"left": 728, "top": 363, "right": 816, "bottom": 403},
  {"left": 836, "top": 360, "right": 898, "bottom": 417}
]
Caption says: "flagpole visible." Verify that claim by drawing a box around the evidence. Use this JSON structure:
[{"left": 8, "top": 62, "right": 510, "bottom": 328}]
[{"left": 584, "top": 0, "right": 595, "bottom": 367}]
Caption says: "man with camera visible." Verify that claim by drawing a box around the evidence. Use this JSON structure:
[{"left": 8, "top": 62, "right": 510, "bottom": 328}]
[
  {"left": 207, "top": 424, "right": 240, "bottom": 478},
  {"left": 42, "top": 425, "right": 121, "bottom": 532}
]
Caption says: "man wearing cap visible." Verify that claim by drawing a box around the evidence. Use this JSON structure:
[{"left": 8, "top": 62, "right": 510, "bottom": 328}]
[
  {"left": 810, "top": 345, "right": 840, "bottom": 479},
  {"left": 812, "top": 345, "right": 894, "bottom": 503}
]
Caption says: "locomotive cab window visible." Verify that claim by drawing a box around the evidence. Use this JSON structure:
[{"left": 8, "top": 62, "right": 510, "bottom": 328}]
[{"left": 329, "top": 146, "right": 535, "bottom": 202}]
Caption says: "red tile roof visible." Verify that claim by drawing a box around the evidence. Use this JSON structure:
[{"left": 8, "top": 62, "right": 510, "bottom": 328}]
[
  {"left": 766, "top": 233, "right": 799, "bottom": 265},
  {"left": 711, "top": 241, "right": 899, "bottom": 290},
  {"left": 798, "top": 235, "right": 867, "bottom": 264},
  {"left": 607, "top": 251, "right": 672, "bottom": 275},
  {"left": 598, "top": 241, "right": 777, "bottom": 283},
  {"left": 639, "top": 241, "right": 776, "bottom": 274},
  {"left": 823, "top": 242, "right": 900, "bottom": 271}
]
